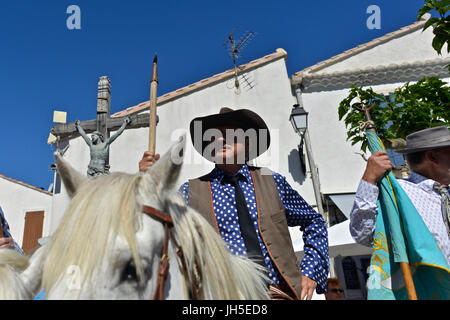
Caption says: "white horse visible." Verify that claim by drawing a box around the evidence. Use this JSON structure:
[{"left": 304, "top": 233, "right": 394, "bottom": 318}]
[{"left": 0, "top": 136, "right": 269, "bottom": 299}]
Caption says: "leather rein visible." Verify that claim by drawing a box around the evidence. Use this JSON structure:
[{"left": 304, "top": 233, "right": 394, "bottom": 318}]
[{"left": 142, "top": 205, "right": 200, "bottom": 300}]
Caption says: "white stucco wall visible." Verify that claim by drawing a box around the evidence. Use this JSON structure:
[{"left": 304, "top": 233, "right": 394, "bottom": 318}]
[
  {"left": 302, "top": 89, "right": 369, "bottom": 195},
  {"left": 52, "top": 57, "right": 318, "bottom": 240},
  {"left": 0, "top": 177, "right": 52, "bottom": 248}
]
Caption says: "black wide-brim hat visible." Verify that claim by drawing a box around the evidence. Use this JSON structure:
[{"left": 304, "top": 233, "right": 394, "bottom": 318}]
[
  {"left": 395, "top": 126, "right": 450, "bottom": 154},
  {"left": 189, "top": 107, "right": 271, "bottom": 161}
]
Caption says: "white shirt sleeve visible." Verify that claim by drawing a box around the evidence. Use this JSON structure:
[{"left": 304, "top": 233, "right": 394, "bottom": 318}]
[{"left": 349, "top": 179, "right": 379, "bottom": 247}]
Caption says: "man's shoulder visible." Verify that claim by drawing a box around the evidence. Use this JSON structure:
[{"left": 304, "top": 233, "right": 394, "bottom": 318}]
[
  {"left": 179, "top": 181, "right": 190, "bottom": 189},
  {"left": 188, "top": 172, "right": 212, "bottom": 183},
  {"left": 248, "top": 166, "right": 291, "bottom": 189},
  {"left": 397, "top": 177, "right": 420, "bottom": 190},
  {"left": 247, "top": 165, "right": 280, "bottom": 178},
  {"left": 396, "top": 176, "right": 433, "bottom": 198}
]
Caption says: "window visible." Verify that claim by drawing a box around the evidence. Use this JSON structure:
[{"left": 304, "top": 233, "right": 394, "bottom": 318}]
[
  {"left": 22, "top": 211, "right": 44, "bottom": 254},
  {"left": 342, "top": 256, "right": 361, "bottom": 290}
]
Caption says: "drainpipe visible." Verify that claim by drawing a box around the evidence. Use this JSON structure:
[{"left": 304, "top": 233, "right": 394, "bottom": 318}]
[{"left": 294, "top": 86, "right": 327, "bottom": 226}]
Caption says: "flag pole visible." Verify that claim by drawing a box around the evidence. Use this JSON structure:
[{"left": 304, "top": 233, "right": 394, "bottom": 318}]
[
  {"left": 148, "top": 53, "right": 158, "bottom": 153},
  {"left": 357, "top": 102, "right": 418, "bottom": 300}
]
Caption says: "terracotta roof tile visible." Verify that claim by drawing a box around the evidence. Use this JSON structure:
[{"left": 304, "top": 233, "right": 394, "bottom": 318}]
[{"left": 0, "top": 174, "right": 52, "bottom": 196}]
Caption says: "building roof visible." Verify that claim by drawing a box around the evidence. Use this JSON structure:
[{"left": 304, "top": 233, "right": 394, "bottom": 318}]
[
  {"left": 299, "top": 57, "right": 450, "bottom": 92},
  {"left": 112, "top": 48, "right": 287, "bottom": 118},
  {"left": 0, "top": 174, "right": 52, "bottom": 196},
  {"left": 291, "top": 13, "right": 443, "bottom": 89}
]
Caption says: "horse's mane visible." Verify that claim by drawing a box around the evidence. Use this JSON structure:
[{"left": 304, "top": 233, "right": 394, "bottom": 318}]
[
  {"left": 0, "top": 249, "right": 31, "bottom": 299},
  {"left": 41, "top": 172, "right": 144, "bottom": 295},
  {"left": 42, "top": 170, "right": 268, "bottom": 299}
]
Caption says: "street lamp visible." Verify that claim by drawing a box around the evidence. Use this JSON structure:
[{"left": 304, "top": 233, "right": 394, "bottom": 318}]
[
  {"left": 289, "top": 103, "right": 326, "bottom": 223},
  {"left": 289, "top": 104, "right": 308, "bottom": 134}
]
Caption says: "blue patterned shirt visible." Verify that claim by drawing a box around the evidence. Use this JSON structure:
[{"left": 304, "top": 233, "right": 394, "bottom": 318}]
[
  {"left": 179, "top": 164, "right": 329, "bottom": 293},
  {"left": 0, "top": 206, "right": 24, "bottom": 254}
]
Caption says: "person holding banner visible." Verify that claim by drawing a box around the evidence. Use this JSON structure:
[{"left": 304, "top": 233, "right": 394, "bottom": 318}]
[
  {"left": 140, "top": 107, "right": 329, "bottom": 300},
  {"left": 350, "top": 126, "right": 450, "bottom": 264},
  {"left": 0, "top": 206, "right": 24, "bottom": 254}
]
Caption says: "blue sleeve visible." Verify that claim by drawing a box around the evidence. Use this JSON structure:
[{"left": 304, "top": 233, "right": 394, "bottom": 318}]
[
  {"left": 34, "top": 290, "right": 46, "bottom": 300},
  {"left": 178, "top": 182, "right": 190, "bottom": 204},
  {"left": 0, "top": 207, "right": 24, "bottom": 255},
  {"left": 271, "top": 172, "right": 329, "bottom": 294}
]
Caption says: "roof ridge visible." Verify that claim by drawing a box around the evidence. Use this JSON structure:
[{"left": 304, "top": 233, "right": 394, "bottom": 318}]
[
  {"left": 111, "top": 48, "right": 287, "bottom": 118},
  {"left": 304, "top": 56, "right": 450, "bottom": 77},
  {"left": 300, "top": 57, "right": 450, "bottom": 92},
  {"left": 0, "top": 174, "right": 53, "bottom": 196},
  {"left": 292, "top": 16, "right": 430, "bottom": 81}
]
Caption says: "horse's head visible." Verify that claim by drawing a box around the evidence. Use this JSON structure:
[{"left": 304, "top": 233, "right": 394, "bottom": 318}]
[
  {"left": 40, "top": 135, "right": 187, "bottom": 299},
  {"left": 12, "top": 134, "right": 268, "bottom": 300}
]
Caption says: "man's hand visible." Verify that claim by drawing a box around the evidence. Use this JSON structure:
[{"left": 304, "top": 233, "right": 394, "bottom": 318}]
[
  {"left": 300, "top": 275, "right": 317, "bottom": 300},
  {"left": 139, "top": 152, "right": 160, "bottom": 172},
  {"left": 0, "top": 237, "right": 14, "bottom": 249},
  {"left": 362, "top": 151, "right": 392, "bottom": 185}
]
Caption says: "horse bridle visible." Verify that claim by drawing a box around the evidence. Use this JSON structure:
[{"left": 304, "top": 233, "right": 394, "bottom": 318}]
[{"left": 142, "top": 205, "right": 200, "bottom": 300}]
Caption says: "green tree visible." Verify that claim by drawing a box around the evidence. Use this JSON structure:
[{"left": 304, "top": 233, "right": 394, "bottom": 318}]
[
  {"left": 338, "top": 77, "right": 450, "bottom": 152},
  {"left": 418, "top": 0, "right": 450, "bottom": 56}
]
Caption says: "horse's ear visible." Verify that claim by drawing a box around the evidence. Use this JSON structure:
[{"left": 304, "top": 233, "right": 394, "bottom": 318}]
[
  {"left": 144, "top": 134, "right": 185, "bottom": 195},
  {"left": 54, "top": 152, "right": 87, "bottom": 198}
]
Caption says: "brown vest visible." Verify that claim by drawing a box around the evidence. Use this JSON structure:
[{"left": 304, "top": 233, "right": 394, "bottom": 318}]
[{"left": 188, "top": 167, "right": 302, "bottom": 299}]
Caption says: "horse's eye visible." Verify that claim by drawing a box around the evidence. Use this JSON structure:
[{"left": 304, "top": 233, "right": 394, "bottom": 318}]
[{"left": 121, "top": 260, "right": 138, "bottom": 282}]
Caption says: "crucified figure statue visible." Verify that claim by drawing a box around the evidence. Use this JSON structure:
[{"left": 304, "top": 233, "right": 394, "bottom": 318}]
[{"left": 75, "top": 117, "right": 131, "bottom": 177}]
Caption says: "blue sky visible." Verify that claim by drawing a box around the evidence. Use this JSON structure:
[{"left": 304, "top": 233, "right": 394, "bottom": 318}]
[{"left": 0, "top": 0, "right": 428, "bottom": 189}]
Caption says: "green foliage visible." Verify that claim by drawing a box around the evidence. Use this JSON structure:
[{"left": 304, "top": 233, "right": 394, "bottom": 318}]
[
  {"left": 417, "top": 0, "right": 450, "bottom": 59},
  {"left": 338, "top": 1, "right": 450, "bottom": 152},
  {"left": 338, "top": 77, "right": 450, "bottom": 152}
]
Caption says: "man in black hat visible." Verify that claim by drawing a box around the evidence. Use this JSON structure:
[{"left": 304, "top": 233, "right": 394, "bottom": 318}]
[
  {"left": 350, "top": 126, "right": 450, "bottom": 264},
  {"left": 139, "top": 107, "right": 329, "bottom": 300}
]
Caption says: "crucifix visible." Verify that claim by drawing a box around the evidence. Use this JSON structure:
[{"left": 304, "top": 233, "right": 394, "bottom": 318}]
[{"left": 51, "top": 76, "right": 156, "bottom": 176}]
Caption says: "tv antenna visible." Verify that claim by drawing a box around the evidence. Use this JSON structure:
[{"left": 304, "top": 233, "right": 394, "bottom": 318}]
[{"left": 223, "top": 27, "right": 256, "bottom": 91}]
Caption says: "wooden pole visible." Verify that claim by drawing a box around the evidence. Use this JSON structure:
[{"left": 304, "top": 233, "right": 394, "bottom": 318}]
[
  {"left": 148, "top": 54, "right": 158, "bottom": 153},
  {"left": 357, "top": 102, "right": 418, "bottom": 300},
  {"left": 400, "top": 262, "right": 418, "bottom": 300}
]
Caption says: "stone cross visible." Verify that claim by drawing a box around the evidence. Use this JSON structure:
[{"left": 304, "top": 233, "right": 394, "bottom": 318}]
[
  {"left": 51, "top": 76, "right": 156, "bottom": 171},
  {"left": 51, "top": 76, "right": 155, "bottom": 140},
  {"left": 96, "top": 76, "right": 113, "bottom": 140}
]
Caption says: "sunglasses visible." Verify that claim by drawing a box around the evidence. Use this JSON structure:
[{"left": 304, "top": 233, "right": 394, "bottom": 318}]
[{"left": 329, "top": 289, "right": 344, "bottom": 293}]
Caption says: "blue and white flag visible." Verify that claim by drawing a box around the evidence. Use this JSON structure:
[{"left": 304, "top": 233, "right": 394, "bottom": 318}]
[{"left": 366, "top": 130, "right": 450, "bottom": 300}]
